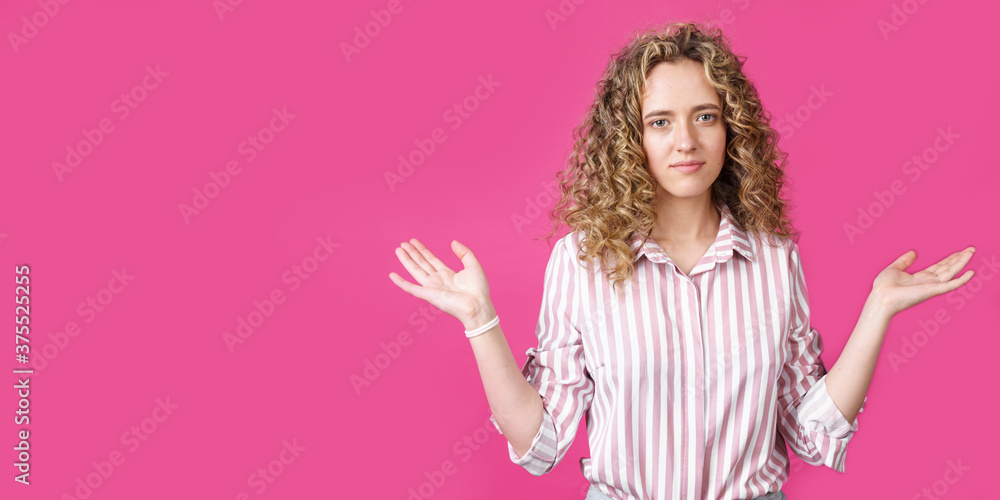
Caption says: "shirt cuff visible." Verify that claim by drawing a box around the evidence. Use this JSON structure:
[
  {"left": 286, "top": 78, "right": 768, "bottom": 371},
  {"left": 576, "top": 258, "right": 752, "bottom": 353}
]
[
  {"left": 489, "top": 409, "right": 559, "bottom": 475},
  {"left": 796, "top": 376, "right": 865, "bottom": 472}
]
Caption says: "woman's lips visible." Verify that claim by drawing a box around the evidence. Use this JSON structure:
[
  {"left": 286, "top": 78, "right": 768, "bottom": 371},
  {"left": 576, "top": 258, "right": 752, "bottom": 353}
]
[{"left": 670, "top": 162, "right": 703, "bottom": 173}]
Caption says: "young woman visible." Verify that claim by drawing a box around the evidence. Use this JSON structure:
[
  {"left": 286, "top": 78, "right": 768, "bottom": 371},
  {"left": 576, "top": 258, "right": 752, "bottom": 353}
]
[{"left": 388, "top": 22, "right": 976, "bottom": 500}]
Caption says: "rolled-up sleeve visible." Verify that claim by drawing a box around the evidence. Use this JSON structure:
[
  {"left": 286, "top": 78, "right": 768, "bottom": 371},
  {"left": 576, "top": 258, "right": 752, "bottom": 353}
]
[
  {"left": 489, "top": 236, "right": 594, "bottom": 476},
  {"left": 776, "top": 242, "right": 867, "bottom": 473}
]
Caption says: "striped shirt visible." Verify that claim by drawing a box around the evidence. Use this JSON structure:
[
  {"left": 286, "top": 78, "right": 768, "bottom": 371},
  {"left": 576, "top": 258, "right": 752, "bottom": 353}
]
[{"left": 489, "top": 204, "right": 866, "bottom": 500}]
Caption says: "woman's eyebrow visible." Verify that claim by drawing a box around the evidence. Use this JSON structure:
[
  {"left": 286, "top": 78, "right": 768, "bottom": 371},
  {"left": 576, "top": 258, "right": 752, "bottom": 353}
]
[{"left": 643, "top": 103, "right": 721, "bottom": 120}]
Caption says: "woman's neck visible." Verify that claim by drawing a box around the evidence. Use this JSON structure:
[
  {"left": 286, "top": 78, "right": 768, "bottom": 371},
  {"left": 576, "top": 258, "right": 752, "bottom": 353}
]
[{"left": 649, "top": 198, "right": 721, "bottom": 245}]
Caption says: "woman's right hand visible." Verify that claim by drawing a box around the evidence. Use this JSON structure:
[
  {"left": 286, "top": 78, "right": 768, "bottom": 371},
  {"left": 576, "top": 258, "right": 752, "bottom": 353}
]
[{"left": 388, "top": 238, "right": 495, "bottom": 330}]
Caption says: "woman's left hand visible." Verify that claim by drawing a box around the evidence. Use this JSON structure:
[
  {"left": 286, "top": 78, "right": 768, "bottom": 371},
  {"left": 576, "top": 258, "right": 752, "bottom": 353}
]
[{"left": 872, "top": 246, "right": 977, "bottom": 317}]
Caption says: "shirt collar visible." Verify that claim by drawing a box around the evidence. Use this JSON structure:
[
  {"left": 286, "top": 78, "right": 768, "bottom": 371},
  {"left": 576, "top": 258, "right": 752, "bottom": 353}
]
[{"left": 628, "top": 204, "right": 756, "bottom": 265}]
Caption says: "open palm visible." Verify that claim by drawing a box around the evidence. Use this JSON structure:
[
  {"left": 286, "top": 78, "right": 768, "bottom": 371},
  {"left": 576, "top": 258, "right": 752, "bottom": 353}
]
[
  {"left": 873, "top": 246, "right": 976, "bottom": 317},
  {"left": 388, "top": 238, "right": 492, "bottom": 327}
]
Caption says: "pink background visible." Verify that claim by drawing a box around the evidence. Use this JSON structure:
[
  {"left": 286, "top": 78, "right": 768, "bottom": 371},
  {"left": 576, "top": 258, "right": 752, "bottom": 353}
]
[{"left": 1, "top": 0, "right": 997, "bottom": 498}]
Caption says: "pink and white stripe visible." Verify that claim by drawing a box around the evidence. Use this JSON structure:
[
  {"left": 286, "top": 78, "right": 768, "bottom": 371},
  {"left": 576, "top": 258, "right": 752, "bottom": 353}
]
[{"left": 490, "top": 204, "right": 865, "bottom": 500}]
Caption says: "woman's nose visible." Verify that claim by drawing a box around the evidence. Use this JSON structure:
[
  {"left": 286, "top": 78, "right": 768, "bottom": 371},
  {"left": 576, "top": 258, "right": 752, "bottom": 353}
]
[{"left": 674, "top": 121, "right": 696, "bottom": 151}]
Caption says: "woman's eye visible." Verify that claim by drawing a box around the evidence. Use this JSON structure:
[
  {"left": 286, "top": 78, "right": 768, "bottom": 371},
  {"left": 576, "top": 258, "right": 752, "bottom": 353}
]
[{"left": 651, "top": 115, "right": 716, "bottom": 128}]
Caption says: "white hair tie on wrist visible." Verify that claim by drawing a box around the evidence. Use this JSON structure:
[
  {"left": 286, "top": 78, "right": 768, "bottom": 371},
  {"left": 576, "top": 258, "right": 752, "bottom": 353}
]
[{"left": 465, "top": 315, "right": 499, "bottom": 339}]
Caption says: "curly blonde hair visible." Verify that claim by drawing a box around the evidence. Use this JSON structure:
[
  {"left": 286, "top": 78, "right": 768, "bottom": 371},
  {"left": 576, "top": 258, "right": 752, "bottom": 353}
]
[{"left": 541, "top": 21, "right": 801, "bottom": 296}]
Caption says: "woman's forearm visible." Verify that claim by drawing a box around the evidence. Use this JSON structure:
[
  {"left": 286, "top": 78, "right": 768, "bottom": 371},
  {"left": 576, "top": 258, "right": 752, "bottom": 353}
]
[
  {"left": 466, "top": 302, "right": 544, "bottom": 459},
  {"left": 824, "top": 292, "right": 893, "bottom": 425}
]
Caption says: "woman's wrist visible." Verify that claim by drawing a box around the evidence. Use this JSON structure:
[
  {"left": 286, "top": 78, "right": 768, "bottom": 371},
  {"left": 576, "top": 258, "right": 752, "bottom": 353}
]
[{"left": 463, "top": 300, "right": 497, "bottom": 331}]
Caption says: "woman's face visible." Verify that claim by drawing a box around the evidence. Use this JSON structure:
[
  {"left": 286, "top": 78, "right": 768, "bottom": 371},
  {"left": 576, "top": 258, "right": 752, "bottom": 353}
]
[{"left": 640, "top": 58, "right": 727, "bottom": 203}]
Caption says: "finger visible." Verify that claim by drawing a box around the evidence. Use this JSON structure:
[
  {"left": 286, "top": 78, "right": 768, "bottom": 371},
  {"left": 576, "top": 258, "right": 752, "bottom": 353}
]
[
  {"left": 925, "top": 247, "right": 975, "bottom": 276},
  {"left": 401, "top": 241, "right": 437, "bottom": 276},
  {"left": 889, "top": 249, "right": 917, "bottom": 272},
  {"left": 395, "top": 245, "right": 430, "bottom": 283},
  {"left": 918, "top": 269, "right": 974, "bottom": 298},
  {"left": 933, "top": 248, "right": 976, "bottom": 282},
  {"left": 388, "top": 271, "right": 434, "bottom": 303},
  {"left": 409, "top": 238, "right": 453, "bottom": 274},
  {"left": 944, "top": 249, "right": 976, "bottom": 280},
  {"left": 927, "top": 251, "right": 961, "bottom": 275},
  {"left": 452, "top": 239, "right": 481, "bottom": 270},
  {"left": 918, "top": 256, "right": 953, "bottom": 280},
  {"left": 936, "top": 269, "right": 975, "bottom": 293}
]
